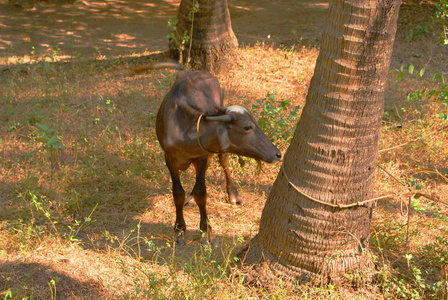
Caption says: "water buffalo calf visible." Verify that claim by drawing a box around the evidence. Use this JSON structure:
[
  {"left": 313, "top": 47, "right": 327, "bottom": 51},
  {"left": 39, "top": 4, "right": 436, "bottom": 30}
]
[{"left": 155, "top": 64, "right": 281, "bottom": 245}]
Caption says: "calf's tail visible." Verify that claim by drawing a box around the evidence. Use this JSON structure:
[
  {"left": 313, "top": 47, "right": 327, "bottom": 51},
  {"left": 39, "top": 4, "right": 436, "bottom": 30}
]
[{"left": 132, "top": 62, "right": 184, "bottom": 74}]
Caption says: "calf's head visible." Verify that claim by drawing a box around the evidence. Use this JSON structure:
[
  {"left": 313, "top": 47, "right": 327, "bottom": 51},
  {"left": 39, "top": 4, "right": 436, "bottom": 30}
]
[{"left": 206, "top": 106, "right": 282, "bottom": 163}]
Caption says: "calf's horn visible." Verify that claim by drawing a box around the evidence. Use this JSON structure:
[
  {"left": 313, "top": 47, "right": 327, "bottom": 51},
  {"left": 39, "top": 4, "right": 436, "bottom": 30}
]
[{"left": 206, "top": 115, "right": 233, "bottom": 122}]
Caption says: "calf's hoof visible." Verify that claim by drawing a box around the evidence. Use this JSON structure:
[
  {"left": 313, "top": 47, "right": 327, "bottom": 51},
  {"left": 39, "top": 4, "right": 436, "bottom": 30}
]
[
  {"left": 201, "top": 236, "right": 217, "bottom": 247},
  {"left": 174, "top": 229, "right": 186, "bottom": 246},
  {"left": 176, "top": 236, "right": 186, "bottom": 246},
  {"left": 229, "top": 195, "right": 243, "bottom": 206}
]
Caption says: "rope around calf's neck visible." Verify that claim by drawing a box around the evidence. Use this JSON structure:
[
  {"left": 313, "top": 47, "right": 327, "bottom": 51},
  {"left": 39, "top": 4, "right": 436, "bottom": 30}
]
[{"left": 196, "top": 114, "right": 225, "bottom": 154}]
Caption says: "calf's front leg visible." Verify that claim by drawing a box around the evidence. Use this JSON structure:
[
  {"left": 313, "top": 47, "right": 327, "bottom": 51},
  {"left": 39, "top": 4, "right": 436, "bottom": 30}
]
[
  {"left": 192, "top": 155, "right": 214, "bottom": 245},
  {"left": 166, "top": 156, "right": 187, "bottom": 245},
  {"left": 218, "top": 153, "right": 241, "bottom": 205}
]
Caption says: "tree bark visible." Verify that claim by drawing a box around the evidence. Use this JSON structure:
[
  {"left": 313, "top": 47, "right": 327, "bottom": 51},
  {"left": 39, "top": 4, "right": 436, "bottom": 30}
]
[
  {"left": 168, "top": 0, "right": 238, "bottom": 71},
  {"left": 244, "top": 0, "right": 401, "bottom": 285}
]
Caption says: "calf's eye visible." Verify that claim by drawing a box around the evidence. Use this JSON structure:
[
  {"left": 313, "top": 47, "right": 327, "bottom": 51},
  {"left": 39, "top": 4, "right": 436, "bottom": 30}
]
[{"left": 243, "top": 125, "right": 252, "bottom": 131}]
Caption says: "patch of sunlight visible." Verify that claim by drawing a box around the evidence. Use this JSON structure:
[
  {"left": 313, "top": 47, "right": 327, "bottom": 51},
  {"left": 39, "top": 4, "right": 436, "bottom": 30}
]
[
  {"left": 115, "top": 34, "right": 136, "bottom": 41},
  {"left": 308, "top": 3, "right": 330, "bottom": 9}
]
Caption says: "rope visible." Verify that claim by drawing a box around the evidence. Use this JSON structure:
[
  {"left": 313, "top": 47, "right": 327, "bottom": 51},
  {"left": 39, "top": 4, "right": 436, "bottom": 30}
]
[
  {"left": 379, "top": 124, "right": 448, "bottom": 153},
  {"left": 196, "top": 114, "right": 225, "bottom": 154},
  {"left": 195, "top": 116, "right": 448, "bottom": 209},
  {"left": 279, "top": 124, "right": 448, "bottom": 208},
  {"left": 281, "top": 164, "right": 394, "bottom": 209}
]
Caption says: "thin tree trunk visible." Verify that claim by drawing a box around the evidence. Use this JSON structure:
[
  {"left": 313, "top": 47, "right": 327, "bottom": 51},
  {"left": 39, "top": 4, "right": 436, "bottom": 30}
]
[
  {"left": 168, "top": 0, "right": 238, "bottom": 71},
  {"left": 244, "top": 0, "right": 401, "bottom": 284}
]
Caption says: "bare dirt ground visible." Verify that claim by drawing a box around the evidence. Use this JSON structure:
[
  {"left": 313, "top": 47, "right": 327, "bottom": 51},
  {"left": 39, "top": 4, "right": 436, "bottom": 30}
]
[
  {"left": 1, "top": 1, "right": 447, "bottom": 299},
  {"left": 1, "top": 0, "right": 447, "bottom": 76},
  {"left": 0, "top": 0, "right": 328, "bottom": 63}
]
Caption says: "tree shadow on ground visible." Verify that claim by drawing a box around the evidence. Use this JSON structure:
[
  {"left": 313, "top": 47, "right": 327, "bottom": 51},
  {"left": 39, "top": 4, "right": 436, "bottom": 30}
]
[
  {"left": 0, "top": 49, "right": 270, "bottom": 265},
  {"left": 0, "top": 0, "right": 329, "bottom": 65},
  {"left": 229, "top": 0, "right": 328, "bottom": 47},
  {"left": 0, "top": 261, "right": 103, "bottom": 299},
  {"left": 0, "top": 0, "right": 179, "bottom": 62}
]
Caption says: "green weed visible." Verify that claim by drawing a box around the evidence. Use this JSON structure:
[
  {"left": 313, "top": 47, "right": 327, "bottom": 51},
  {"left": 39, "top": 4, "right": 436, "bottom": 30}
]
[
  {"left": 31, "top": 46, "right": 57, "bottom": 76},
  {"left": 435, "top": 0, "right": 448, "bottom": 44},
  {"left": 0, "top": 25, "right": 446, "bottom": 299},
  {"left": 117, "top": 236, "right": 248, "bottom": 299},
  {"left": 167, "top": 0, "right": 200, "bottom": 64},
  {"left": 251, "top": 93, "right": 300, "bottom": 148},
  {"left": 33, "top": 122, "right": 65, "bottom": 179}
]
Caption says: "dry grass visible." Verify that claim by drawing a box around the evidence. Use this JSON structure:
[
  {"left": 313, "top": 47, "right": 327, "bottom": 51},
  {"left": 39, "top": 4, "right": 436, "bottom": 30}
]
[{"left": 1, "top": 4, "right": 448, "bottom": 299}]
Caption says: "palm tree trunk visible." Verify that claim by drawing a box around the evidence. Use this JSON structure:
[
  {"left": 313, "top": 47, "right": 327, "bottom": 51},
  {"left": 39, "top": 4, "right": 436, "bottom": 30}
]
[
  {"left": 168, "top": 0, "right": 238, "bottom": 71},
  {"left": 244, "top": 0, "right": 401, "bottom": 284}
]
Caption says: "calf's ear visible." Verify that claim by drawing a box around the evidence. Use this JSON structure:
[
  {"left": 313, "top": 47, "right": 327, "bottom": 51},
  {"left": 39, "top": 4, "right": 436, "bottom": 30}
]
[{"left": 217, "top": 124, "right": 230, "bottom": 150}]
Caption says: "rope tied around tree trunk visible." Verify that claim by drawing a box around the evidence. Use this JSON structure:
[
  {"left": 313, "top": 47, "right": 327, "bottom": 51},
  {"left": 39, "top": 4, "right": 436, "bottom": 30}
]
[{"left": 281, "top": 164, "right": 394, "bottom": 209}]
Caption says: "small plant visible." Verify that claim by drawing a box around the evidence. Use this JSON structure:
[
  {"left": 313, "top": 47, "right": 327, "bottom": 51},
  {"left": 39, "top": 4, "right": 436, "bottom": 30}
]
[
  {"left": 394, "top": 64, "right": 426, "bottom": 81},
  {"left": 33, "top": 123, "right": 65, "bottom": 176},
  {"left": 435, "top": 0, "right": 448, "bottom": 44},
  {"left": 117, "top": 236, "right": 246, "bottom": 299},
  {"left": 64, "top": 204, "right": 97, "bottom": 242},
  {"left": 34, "top": 123, "right": 65, "bottom": 153},
  {"left": 409, "top": 23, "right": 433, "bottom": 39},
  {"left": 21, "top": 191, "right": 59, "bottom": 236},
  {"left": 31, "top": 46, "right": 57, "bottom": 76},
  {"left": 167, "top": 0, "right": 199, "bottom": 64},
  {"left": 393, "top": 64, "right": 448, "bottom": 122},
  {"left": 98, "top": 94, "right": 117, "bottom": 113},
  {"left": 251, "top": 93, "right": 300, "bottom": 147},
  {"left": 413, "top": 70, "right": 447, "bottom": 121},
  {"left": 48, "top": 279, "right": 57, "bottom": 300}
]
